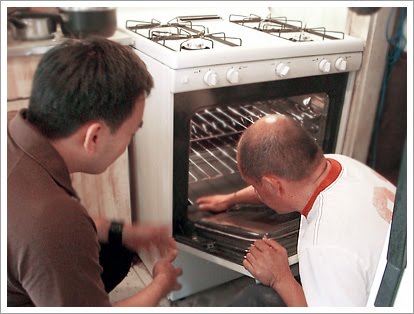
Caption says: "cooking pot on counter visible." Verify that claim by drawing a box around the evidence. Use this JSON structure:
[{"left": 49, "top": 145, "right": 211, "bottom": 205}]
[
  {"left": 59, "top": 7, "right": 117, "bottom": 39},
  {"left": 8, "top": 11, "right": 59, "bottom": 41}
]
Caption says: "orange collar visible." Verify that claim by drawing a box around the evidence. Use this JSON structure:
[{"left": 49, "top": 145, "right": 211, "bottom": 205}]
[{"left": 302, "top": 158, "right": 342, "bottom": 218}]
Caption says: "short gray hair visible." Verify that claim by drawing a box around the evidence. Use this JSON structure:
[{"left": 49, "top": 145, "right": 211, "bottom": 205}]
[{"left": 237, "top": 115, "right": 323, "bottom": 182}]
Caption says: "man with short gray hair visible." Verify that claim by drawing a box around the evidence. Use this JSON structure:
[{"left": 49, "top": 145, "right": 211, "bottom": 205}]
[{"left": 197, "top": 114, "right": 395, "bottom": 306}]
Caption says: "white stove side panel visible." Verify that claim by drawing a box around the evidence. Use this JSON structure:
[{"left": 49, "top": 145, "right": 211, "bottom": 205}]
[
  {"left": 129, "top": 50, "right": 175, "bottom": 266},
  {"left": 131, "top": 49, "right": 173, "bottom": 224},
  {"left": 129, "top": 50, "right": 249, "bottom": 299}
]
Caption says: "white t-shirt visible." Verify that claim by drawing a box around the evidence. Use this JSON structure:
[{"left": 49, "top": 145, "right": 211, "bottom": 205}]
[{"left": 298, "top": 154, "right": 396, "bottom": 307}]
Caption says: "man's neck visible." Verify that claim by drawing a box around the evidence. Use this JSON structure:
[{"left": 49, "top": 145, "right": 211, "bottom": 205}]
[
  {"left": 50, "top": 138, "right": 81, "bottom": 174},
  {"left": 297, "top": 158, "right": 331, "bottom": 213}
]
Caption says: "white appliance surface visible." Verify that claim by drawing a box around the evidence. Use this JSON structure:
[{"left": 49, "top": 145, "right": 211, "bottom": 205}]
[
  {"left": 124, "top": 15, "right": 363, "bottom": 96},
  {"left": 125, "top": 15, "right": 364, "bottom": 71},
  {"left": 126, "top": 13, "right": 365, "bottom": 300}
]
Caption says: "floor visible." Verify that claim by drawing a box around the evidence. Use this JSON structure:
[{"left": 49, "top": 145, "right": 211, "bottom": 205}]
[{"left": 109, "top": 262, "right": 256, "bottom": 307}]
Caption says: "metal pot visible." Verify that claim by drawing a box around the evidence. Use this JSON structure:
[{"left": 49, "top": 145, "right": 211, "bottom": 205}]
[
  {"left": 9, "top": 12, "right": 59, "bottom": 41},
  {"left": 348, "top": 7, "right": 381, "bottom": 15},
  {"left": 59, "top": 7, "right": 117, "bottom": 39}
]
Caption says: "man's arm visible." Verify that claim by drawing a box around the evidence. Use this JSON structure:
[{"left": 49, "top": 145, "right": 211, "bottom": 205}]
[
  {"left": 92, "top": 217, "right": 171, "bottom": 254},
  {"left": 92, "top": 217, "right": 182, "bottom": 306},
  {"left": 196, "top": 185, "right": 262, "bottom": 212}
]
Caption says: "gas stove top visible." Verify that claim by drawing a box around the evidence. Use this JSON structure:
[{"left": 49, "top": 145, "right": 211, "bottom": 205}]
[
  {"left": 126, "top": 15, "right": 276, "bottom": 52},
  {"left": 125, "top": 14, "right": 364, "bottom": 70},
  {"left": 229, "top": 14, "right": 346, "bottom": 42}
]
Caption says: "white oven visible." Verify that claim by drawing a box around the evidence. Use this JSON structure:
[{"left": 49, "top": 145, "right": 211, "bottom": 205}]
[{"left": 124, "top": 14, "right": 364, "bottom": 300}]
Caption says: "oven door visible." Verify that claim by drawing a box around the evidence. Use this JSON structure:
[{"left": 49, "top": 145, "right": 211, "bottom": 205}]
[{"left": 173, "top": 73, "right": 349, "bottom": 265}]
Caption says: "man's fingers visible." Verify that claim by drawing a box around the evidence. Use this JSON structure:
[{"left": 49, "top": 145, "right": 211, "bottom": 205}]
[
  {"left": 168, "top": 237, "right": 177, "bottom": 250},
  {"left": 263, "top": 238, "right": 283, "bottom": 251},
  {"left": 157, "top": 237, "right": 177, "bottom": 258},
  {"left": 245, "top": 250, "right": 257, "bottom": 265},
  {"left": 198, "top": 204, "right": 209, "bottom": 210},
  {"left": 243, "top": 258, "right": 255, "bottom": 276},
  {"left": 166, "top": 248, "right": 178, "bottom": 262},
  {"left": 248, "top": 245, "right": 260, "bottom": 257},
  {"left": 196, "top": 196, "right": 210, "bottom": 204},
  {"left": 253, "top": 239, "right": 270, "bottom": 251},
  {"left": 175, "top": 267, "right": 183, "bottom": 276}
]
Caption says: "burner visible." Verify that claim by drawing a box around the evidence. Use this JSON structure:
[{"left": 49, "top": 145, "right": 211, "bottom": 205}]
[
  {"left": 230, "top": 14, "right": 345, "bottom": 42},
  {"left": 289, "top": 31, "right": 313, "bottom": 42},
  {"left": 180, "top": 38, "right": 213, "bottom": 51},
  {"left": 126, "top": 17, "right": 243, "bottom": 52},
  {"left": 181, "top": 46, "right": 211, "bottom": 51}
]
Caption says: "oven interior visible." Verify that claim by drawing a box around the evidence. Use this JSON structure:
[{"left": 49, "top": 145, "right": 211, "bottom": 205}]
[{"left": 175, "top": 92, "right": 329, "bottom": 265}]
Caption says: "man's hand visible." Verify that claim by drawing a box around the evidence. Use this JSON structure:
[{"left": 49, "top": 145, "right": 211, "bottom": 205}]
[
  {"left": 196, "top": 194, "right": 233, "bottom": 212},
  {"left": 196, "top": 186, "right": 263, "bottom": 212},
  {"left": 243, "top": 238, "right": 308, "bottom": 306},
  {"left": 152, "top": 241, "right": 183, "bottom": 295},
  {"left": 123, "top": 224, "right": 174, "bottom": 256},
  {"left": 243, "top": 238, "right": 291, "bottom": 289},
  {"left": 112, "top": 238, "right": 183, "bottom": 306}
]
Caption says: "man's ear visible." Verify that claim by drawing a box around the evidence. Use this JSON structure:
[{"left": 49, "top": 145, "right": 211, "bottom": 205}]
[
  {"left": 262, "top": 175, "right": 283, "bottom": 196},
  {"left": 83, "top": 122, "right": 103, "bottom": 156}
]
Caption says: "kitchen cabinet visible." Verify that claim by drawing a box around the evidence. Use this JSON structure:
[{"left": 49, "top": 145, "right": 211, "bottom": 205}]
[
  {"left": 7, "top": 54, "right": 132, "bottom": 223},
  {"left": 70, "top": 153, "right": 132, "bottom": 223},
  {"left": 7, "top": 55, "right": 42, "bottom": 101}
]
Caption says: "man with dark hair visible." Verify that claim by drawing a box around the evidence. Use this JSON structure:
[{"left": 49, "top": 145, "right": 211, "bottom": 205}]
[
  {"left": 197, "top": 114, "right": 395, "bottom": 306},
  {"left": 8, "top": 37, "right": 182, "bottom": 306}
]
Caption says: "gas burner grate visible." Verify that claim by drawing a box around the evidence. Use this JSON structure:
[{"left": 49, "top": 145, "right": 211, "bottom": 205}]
[
  {"left": 126, "top": 17, "right": 242, "bottom": 51},
  {"left": 126, "top": 18, "right": 207, "bottom": 38},
  {"left": 229, "top": 14, "right": 345, "bottom": 41}
]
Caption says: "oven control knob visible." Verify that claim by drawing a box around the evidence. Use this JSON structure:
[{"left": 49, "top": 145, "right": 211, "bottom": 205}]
[
  {"left": 335, "top": 57, "right": 347, "bottom": 71},
  {"left": 204, "top": 70, "right": 218, "bottom": 86},
  {"left": 276, "top": 63, "right": 290, "bottom": 77},
  {"left": 319, "top": 59, "right": 331, "bottom": 73},
  {"left": 226, "top": 68, "right": 240, "bottom": 84}
]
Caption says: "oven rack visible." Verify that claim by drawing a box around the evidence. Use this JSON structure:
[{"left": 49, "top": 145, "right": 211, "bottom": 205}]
[
  {"left": 190, "top": 105, "right": 277, "bottom": 142},
  {"left": 188, "top": 96, "right": 327, "bottom": 183},
  {"left": 188, "top": 103, "right": 281, "bottom": 183}
]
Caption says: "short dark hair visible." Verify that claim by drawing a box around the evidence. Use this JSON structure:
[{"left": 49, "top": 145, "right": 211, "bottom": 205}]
[
  {"left": 237, "top": 115, "right": 323, "bottom": 182},
  {"left": 26, "top": 37, "right": 154, "bottom": 139}
]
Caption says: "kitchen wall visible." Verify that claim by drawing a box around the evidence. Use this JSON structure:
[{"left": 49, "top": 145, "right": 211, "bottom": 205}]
[{"left": 269, "top": 7, "right": 348, "bottom": 31}]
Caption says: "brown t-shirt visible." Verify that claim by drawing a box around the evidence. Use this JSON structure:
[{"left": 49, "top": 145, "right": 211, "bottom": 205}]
[{"left": 7, "top": 110, "right": 111, "bottom": 306}]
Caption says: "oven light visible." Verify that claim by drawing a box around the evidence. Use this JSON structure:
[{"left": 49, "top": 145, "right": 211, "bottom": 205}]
[{"left": 264, "top": 115, "right": 278, "bottom": 124}]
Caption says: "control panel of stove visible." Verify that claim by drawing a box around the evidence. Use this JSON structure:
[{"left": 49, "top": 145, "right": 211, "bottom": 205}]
[{"left": 172, "top": 52, "right": 362, "bottom": 93}]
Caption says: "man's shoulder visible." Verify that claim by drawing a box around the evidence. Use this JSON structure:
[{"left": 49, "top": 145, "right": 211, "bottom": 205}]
[{"left": 8, "top": 191, "right": 93, "bottom": 237}]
